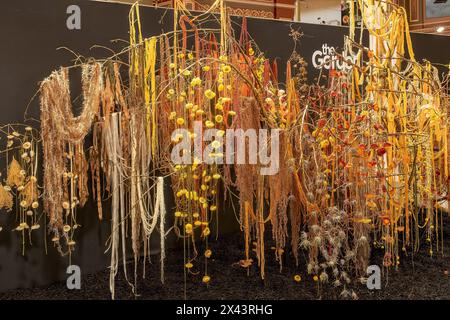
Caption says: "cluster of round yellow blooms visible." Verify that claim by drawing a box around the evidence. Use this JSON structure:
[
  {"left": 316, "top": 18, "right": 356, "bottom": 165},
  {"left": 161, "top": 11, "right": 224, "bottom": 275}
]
[
  {"left": 204, "top": 89, "right": 216, "bottom": 100},
  {"left": 167, "top": 58, "right": 233, "bottom": 287}
]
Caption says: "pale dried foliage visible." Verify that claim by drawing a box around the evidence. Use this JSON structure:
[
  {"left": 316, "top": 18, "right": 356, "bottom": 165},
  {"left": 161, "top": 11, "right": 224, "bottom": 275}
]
[{"left": 40, "top": 63, "right": 102, "bottom": 234}]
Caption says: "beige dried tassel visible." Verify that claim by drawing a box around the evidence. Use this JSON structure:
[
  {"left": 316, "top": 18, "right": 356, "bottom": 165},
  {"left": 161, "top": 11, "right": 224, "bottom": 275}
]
[
  {"left": 0, "top": 184, "right": 13, "bottom": 211},
  {"left": 6, "top": 157, "right": 24, "bottom": 188},
  {"left": 156, "top": 176, "right": 166, "bottom": 284},
  {"left": 108, "top": 114, "right": 120, "bottom": 300}
]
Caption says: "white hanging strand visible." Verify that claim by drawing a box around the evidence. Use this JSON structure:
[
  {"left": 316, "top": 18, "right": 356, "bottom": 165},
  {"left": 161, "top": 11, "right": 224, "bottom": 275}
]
[
  {"left": 157, "top": 176, "right": 166, "bottom": 284},
  {"left": 104, "top": 113, "right": 120, "bottom": 300}
]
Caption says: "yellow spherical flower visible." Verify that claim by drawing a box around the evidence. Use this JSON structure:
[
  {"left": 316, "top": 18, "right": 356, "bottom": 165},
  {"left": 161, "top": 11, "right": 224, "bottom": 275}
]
[
  {"left": 202, "top": 65, "right": 210, "bottom": 72},
  {"left": 194, "top": 220, "right": 202, "bottom": 227},
  {"left": 63, "top": 225, "right": 71, "bottom": 233},
  {"left": 212, "top": 173, "right": 221, "bottom": 180},
  {"left": 176, "top": 118, "right": 185, "bottom": 126},
  {"left": 215, "top": 115, "right": 223, "bottom": 123},
  {"left": 248, "top": 47, "right": 254, "bottom": 56},
  {"left": 202, "top": 227, "right": 211, "bottom": 237},
  {"left": 193, "top": 212, "right": 200, "bottom": 219},
  {"left": 204, "top": 249, "right": 212, "bottom": 258},
  {"left": 31, "top": 201, "right": 39, "bottom": 209},
  {"left": 169, "top": 111, "right": 177, "bottom": 120},
  {"left": 201, "top": 184, "right": 208, "bottom": 191},
  {"left": 215, "top": 103, "right": 223, "bottom": 111},
  {"left": 313, "top": 275, "right": 319, "bottom": 282},
  {"left": 22, "top": 142, "right": 31, "bottom": 150},
  {"left": 217, "top": 130, "right": 225, "bottom": 137},
  {"left": 168, "top": 88, "right": 175, "bottom": 95},
  {"left": 190, "top": 77, "right": 202, "bottom": 87},
  {"left": 210, "top": 205, "right": 217, "bottom": 211},
  {"left": 21, "top": 222, "right": 30, "bottom": 229},
  {"left": 185, "top": 223, "right": 193, "bottom": 235},
  {"left": 218, "top": 84, "right": 224, "bottom": 92},
  {"left": 182, "top": 69, "right": 191, "bottom": 77},
  {"left": 185, "top": 262, "right": 193, "bottom": 269},
  {"left": 169, "top": 63, "right": 176, "bottom": 69},
  {"left": 222, "top": 65, "right": 232, "bottom": 73},
  {"left": 188, "top": 52, "right": 194, "bottom": 60},
  {"left": 294, "top": 275, "right": 302, "bottom": 282},
  {"left": 228, "top": 111, "right": 236, "bottom": 116},
  {"left": 202, "top": 275, "right": 211, "bottom": 284},
  {"left": 204, "top": 89, "right": 216, "bottom": 100},
  {"left": 205, "top": 120, "right": 214, "bottom": 128},
  {"left": 174, "top": 211, "right": 182, "bottom": 217},
  {"left": 185, "top": 103, "right": 193, "bottom": 110}
]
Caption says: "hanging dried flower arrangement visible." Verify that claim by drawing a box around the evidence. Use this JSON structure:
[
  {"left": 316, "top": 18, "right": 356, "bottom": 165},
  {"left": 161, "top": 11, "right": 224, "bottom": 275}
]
[
  {"left": 39, "top": 62, "right": 102, "bottom": 255},
  {"left": 0, "top": 125, "right": 41, "bottom": 254},
  {"left": 0, "top": 0, "right": 447, "bottom": 300}
]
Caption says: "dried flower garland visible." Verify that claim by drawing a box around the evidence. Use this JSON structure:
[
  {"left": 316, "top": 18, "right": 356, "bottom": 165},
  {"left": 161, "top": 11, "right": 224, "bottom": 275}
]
[{"left": 40, "top": 62, "right": 102, "bottom": 252}]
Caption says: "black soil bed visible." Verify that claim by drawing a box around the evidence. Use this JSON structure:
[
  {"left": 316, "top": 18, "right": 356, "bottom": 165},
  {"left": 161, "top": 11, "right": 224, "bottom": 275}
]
[{"left": 1, "top": 218, "right": 450, "bottom": 300}]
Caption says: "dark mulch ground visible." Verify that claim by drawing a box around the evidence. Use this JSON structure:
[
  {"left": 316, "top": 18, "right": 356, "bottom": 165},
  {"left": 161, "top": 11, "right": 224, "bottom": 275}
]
[{"left": 1, "top": 221, "right": 450, "bottom": 300}]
